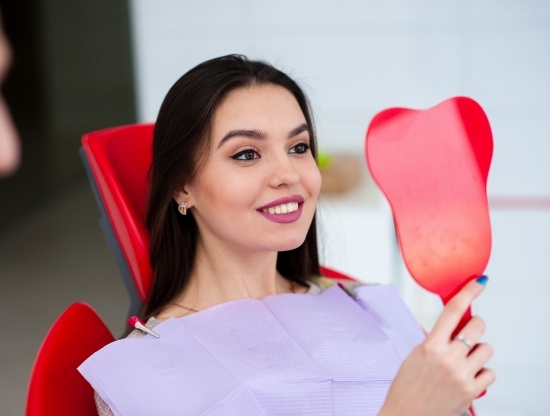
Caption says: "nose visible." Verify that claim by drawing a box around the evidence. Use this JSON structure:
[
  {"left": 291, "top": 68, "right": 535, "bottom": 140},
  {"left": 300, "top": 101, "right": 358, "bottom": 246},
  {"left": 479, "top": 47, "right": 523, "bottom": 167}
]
[{"left": 268, "top": 153, "right": 300, "bottom": 188}]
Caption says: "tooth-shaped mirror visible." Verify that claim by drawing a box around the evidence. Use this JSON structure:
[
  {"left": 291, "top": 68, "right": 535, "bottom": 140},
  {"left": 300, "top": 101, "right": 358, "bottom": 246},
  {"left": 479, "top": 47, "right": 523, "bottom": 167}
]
[{"left": 365, "top": 96, "right": 493, "bottom": 312}]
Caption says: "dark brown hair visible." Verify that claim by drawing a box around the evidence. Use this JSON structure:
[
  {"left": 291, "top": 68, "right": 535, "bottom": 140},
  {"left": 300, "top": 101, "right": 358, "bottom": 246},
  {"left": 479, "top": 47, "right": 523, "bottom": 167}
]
[{"left": 143, "top": 54, "right": 320, "bottom": 319}]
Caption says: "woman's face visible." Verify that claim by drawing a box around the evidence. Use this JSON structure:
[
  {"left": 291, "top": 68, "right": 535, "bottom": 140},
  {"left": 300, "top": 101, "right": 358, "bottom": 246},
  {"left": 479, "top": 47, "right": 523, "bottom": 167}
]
[{"left": 179, "top": 83, "right": 321, "bottom": 255}]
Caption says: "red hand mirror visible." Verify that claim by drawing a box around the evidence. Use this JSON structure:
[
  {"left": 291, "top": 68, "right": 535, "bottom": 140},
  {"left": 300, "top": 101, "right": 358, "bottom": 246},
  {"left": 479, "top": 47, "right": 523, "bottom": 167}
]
[{"left": 365, "top": 97, "right": 493, "bottom": 331}]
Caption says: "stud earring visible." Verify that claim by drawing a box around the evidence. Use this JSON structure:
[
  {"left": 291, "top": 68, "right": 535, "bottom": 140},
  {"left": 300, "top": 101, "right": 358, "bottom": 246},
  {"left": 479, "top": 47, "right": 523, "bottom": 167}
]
[{"left": 177, "top": 202, "right": 187, "bottom": 215}]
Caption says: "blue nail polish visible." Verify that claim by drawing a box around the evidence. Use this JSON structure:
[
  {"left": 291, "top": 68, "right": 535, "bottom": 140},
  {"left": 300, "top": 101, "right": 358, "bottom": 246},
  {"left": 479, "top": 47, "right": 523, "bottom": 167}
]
[{"left": 476, "top": 275, "right": 488, "bottom": 285}]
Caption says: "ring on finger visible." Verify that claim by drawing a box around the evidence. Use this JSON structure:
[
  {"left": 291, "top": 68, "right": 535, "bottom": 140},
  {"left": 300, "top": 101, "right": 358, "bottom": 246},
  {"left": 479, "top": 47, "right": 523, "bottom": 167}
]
[{"left": 454, "top": 333, "right": 473, "bottom": 350}]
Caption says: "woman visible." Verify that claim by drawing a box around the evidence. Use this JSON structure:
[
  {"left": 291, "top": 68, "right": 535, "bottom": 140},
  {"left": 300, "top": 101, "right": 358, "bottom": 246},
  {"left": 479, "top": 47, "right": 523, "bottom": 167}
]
[{"left": 80, "top": 55, "right": 495, "bottom": 415}]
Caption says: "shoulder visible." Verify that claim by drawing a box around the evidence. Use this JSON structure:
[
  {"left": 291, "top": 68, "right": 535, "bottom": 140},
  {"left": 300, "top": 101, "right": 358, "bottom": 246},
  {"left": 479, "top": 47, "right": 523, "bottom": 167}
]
[{"left": 94, "top": 390, "right": 114, "bottom": 416}]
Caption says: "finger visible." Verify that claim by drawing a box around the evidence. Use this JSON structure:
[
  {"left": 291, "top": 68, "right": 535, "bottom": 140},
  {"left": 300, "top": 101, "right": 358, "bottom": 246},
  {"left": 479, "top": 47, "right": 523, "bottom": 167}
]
[
  {"left": 466, "top": 342, "right": 494, "bottom": 373},
  {"left": 429, "top": 276, "right": 488, "bottom": 342},
  {"left": 451, "top": 316, "right": 486, "bottom": 352},
  {"left": 473, "top": 367, "right": 497, "bottom": 393}
]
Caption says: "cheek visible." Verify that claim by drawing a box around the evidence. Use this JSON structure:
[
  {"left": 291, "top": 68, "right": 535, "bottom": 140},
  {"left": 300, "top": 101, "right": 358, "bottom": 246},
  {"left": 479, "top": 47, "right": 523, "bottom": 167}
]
[
  {"left": 201, "top": 172, "right": 256, "bottom": 210},
  {"left": 304, "top": 163, "right": 322, "bottom": 199}
]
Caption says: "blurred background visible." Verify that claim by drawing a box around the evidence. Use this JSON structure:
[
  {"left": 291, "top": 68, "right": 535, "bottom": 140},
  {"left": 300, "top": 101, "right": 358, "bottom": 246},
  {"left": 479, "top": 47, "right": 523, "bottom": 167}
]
[{"left": 1, "top": 0, "right": 549, "bottom": 414}]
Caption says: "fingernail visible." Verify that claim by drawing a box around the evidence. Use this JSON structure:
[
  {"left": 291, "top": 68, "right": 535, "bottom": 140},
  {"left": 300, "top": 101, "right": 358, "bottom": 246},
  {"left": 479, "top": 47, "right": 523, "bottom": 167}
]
[{"left": 476, "top": 275, "right": 489, "bottom": 285}]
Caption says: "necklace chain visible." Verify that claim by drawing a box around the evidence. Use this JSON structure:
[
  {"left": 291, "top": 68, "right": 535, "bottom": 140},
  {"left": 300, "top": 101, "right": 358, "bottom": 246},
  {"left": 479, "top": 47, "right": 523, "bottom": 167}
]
[
  {"left": 172, "top": 281, "right": 298, "bottom": 314},
  {"left": 171, "top": 302, "right": 199, "bottom": 313}
]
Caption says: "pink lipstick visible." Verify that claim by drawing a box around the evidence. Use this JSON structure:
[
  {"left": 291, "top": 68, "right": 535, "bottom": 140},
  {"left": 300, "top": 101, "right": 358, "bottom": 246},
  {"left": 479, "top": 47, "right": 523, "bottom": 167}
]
[{"left": 257, "top": 195, "right": 304, "bottom": 224}]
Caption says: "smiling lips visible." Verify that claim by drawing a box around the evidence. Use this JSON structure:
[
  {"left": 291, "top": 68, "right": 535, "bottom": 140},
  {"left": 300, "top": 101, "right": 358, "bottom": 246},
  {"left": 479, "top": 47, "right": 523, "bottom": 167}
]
[
  {"left": 257, "top": 195, "right": 304, "bottom": 224},
  {"left": 262, "top": 202, "right": 299, "bottom": 215}
]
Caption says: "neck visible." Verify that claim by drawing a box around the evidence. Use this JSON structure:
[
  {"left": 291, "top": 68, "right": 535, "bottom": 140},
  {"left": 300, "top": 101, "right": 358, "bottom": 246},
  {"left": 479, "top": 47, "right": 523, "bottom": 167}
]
[{"left": 175, "top": 236, "right": 294, "bottom": 311}]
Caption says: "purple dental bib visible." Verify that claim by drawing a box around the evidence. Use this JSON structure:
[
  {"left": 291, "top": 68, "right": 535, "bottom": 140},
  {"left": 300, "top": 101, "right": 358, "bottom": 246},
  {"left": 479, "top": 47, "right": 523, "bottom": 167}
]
[{"left": 79, "top": 284, "right": 423, "bottom": 415}]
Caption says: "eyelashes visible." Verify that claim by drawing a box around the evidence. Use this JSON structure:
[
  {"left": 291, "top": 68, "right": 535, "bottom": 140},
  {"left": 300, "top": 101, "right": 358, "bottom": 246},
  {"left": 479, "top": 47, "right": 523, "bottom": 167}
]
[
  {"left": 230, "top": 143, "right": 310, "bottom": 161},
  {"left": 231, "top": 149, "right": 260, "bottom": 161},
  {"left": 289, "top": 143, "right": 310, "bottom": 154}
]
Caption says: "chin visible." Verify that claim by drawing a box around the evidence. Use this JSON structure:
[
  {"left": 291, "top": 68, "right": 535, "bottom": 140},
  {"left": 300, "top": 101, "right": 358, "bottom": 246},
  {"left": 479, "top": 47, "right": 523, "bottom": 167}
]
[{"left": 273, "top": 236, "right": 307, "bottom": 253}]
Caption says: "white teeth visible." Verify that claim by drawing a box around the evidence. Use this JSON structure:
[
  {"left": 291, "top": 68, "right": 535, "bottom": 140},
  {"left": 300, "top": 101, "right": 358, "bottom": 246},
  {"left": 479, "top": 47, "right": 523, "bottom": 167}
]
[{"left": 263, "top": 202, "right": 299, "bottom": 215}]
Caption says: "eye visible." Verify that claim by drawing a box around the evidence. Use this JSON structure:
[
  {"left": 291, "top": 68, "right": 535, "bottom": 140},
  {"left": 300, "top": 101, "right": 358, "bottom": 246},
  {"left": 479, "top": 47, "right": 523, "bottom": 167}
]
[
  {"left": 231, "top": 149, "right": 260, "bottom": 161},
  {"left": 289, "top": 143, "right": 310, "bottom": 154}
]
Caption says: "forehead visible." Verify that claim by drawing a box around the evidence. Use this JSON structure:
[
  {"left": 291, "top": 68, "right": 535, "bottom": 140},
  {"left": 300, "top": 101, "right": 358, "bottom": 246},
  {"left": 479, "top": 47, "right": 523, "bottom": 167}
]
[{"left": 211, "top": 84, "right": 305, "bottom": 135}]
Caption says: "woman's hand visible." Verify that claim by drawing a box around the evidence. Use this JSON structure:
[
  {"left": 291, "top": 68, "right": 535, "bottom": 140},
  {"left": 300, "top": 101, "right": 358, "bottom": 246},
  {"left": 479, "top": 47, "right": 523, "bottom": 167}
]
[{"left": 379, "top": 277, "right": 496, "bottom": 416}]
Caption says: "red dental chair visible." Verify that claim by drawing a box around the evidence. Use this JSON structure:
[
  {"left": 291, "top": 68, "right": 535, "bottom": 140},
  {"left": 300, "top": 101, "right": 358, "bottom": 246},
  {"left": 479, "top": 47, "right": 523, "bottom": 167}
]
[
  {"left": 80, "top": 123, "right": 155, "bottom": 317},
  {"left": 26, "top": 302, "right": 115, "bottom": 415}
]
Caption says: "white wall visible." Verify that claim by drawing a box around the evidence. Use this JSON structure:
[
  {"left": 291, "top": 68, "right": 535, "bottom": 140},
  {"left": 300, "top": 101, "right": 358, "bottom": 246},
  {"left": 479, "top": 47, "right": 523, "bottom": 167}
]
[{"left": 129, "top": 1, "right": 550, "bottom": 414}]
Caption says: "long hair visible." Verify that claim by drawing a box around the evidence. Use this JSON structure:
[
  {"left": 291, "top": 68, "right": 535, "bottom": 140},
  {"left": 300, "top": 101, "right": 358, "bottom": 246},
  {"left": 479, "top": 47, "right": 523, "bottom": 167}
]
[{"left": 144, "top": 54, "right": 320, "bottom": 320}]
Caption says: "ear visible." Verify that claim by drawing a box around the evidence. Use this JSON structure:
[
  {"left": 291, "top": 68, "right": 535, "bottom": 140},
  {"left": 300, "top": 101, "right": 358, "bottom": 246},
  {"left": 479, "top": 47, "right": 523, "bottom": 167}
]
[{"left": 172, "top": 188, "right": 196, "bottom": 209}]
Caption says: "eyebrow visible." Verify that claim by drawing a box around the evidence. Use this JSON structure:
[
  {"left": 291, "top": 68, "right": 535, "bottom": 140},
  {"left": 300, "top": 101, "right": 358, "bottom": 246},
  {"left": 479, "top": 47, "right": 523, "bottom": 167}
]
[{"left": 217, "top": 122, "right": 309, "bottom": 149}]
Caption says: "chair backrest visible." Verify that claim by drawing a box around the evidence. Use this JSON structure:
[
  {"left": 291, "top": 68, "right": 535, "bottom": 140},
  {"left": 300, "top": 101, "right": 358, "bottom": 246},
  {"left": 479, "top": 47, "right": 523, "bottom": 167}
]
[
  {"left": 81, "top": 123, "right": 155, "bottom": 315},
  {"left": 81, "top": 123, "right": 355, "bottom": 315},
  {"left": 26, "top": 302, "right": 114, "bottom": 416}
]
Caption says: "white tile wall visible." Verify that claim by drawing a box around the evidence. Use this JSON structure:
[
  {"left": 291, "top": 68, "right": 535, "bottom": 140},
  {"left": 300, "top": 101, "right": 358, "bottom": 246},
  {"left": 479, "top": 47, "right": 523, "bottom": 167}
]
[
  {"left": 469, "top": 0, "right": 550, "bottom": 22},
  {"left": 476, "top": 210, "right": 550, "bottom": 414},
  {"left": 486, "top": 116, "right": 550, "bottom": 196},
  {"left": 130, "top": 1, "right": 550, "bottom": 413},
  {"left": 467, "top": 29, "right": 550, "bottom": 111}
]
